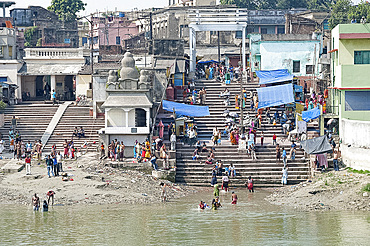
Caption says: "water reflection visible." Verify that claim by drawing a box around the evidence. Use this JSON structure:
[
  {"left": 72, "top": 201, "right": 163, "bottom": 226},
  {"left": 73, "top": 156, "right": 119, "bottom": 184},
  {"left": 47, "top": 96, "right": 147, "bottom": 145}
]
[{"left": 0, "top": 190, "right": 369, "bottom": 245}]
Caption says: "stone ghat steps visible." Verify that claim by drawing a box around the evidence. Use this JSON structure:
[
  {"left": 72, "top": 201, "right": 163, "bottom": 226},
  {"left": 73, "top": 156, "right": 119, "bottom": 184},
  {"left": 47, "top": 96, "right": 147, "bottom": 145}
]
[
  {"left": 175, "top": 177, "right": 308, "bottom": 187},
  {"left": 43, "top": 107, "right": 104, "bottom": 153},
  {"left": 0, "top": 105, "right": 59, "bottom": 147},
  {"left": 174, "top": 79, "right": 310, "bottom": 187}
]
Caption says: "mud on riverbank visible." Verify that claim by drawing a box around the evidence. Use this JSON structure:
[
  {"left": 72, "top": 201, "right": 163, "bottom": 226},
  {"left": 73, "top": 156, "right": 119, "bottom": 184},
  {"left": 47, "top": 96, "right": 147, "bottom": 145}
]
[
  {"left": 0, "top": 153, "right": 199, "bottom": 206},
  {"left": 266, "top": 170, "right": 370, "bottom": 211}
]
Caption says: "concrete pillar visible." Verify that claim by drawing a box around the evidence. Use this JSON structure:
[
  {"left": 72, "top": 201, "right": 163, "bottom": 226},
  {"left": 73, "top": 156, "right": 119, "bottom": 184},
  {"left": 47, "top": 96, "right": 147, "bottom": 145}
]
[
  {"left": 125, "top": 109, "right": 129, "bottom": 127},
  {"left": 50, "top": 75, "right": 56, "bottom": 93},
  {"left": 242, "top": 26, "right": 246, "bottom": 79},
  {"left": 145, "top": 108, "right": 150, "bottom": 128},
  {"left": 189, "top": 27, "right": 196, "bottom": 72}
]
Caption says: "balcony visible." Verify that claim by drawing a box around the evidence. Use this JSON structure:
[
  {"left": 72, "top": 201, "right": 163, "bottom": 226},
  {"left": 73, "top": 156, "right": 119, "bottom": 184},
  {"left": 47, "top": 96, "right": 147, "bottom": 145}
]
[{"left": 24, "top": 47, "right": 87, "bottom": 63}]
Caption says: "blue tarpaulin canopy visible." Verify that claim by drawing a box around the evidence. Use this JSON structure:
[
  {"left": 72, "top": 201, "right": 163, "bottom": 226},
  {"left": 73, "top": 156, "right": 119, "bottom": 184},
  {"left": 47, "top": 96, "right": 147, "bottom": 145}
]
[
  {"left": 256, "top": 69, "right": 294, "bottom": 85},
  {"left": 162, "top": 100, "right": 210, "bottom": 117},
  {"left": 257, "top": 83, "right": 294, "bottom": 109},
  {"left": 302, "top": 107, "right": 321, "bottom": 122},
  {"left": 197, "top": 60, "right": 219, "bottom": 64}
]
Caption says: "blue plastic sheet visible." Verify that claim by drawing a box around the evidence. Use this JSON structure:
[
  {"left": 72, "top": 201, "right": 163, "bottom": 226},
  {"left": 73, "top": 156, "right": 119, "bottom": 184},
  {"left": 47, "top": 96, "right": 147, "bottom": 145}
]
[
  {"left": 197, "top": 60, "right": 219, "bottom": 64},
  {"left": 162, "top": 100, "right": 210, "bottom": 117},
  {"left": 302, "top": 107, "right": 321, "bottom": 122},
  {"left": 256, "top": 69, "right": 294, "bottom": 85},
  {"left": 256, "top": 83, "right": 294, "bottom": 109}
]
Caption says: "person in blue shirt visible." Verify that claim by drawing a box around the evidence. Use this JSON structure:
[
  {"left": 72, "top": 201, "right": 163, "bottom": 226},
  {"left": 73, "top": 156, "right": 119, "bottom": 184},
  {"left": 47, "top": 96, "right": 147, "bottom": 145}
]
[
  {"left": 53, "top": 155, "right": 59, "bottom": 176},
  {"left": 282, "top": 147, "right": 287, "bottom": 167},
  {"left": 51, "top": 89, "right": 57, "bottom": 105},
  {"left": 290, "top": 142, "right": 297, "bottom": 160},
  {"left": 46, "top": 155, "right": 54, "bottom": 178}
]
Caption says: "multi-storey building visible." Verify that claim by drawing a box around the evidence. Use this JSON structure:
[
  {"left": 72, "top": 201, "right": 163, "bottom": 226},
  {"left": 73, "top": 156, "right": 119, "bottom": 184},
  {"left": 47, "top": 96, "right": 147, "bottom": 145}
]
[{"left": 330, "top": 23, "right": 370, "bottom": 170}]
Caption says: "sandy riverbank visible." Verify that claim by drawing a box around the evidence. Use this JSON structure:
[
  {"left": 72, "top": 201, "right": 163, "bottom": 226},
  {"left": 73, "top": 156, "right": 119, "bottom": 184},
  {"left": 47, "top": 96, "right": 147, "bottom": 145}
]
[
  {"left": 0, "top": 152, "right": 199, "bottom": 206},
  {"left": 266, "top": 170, "right": 370, "bottom": 211}
]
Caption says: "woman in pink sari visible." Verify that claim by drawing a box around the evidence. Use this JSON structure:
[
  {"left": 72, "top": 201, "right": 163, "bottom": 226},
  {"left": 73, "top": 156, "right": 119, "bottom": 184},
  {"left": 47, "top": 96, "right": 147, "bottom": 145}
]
[{"left": 158, "top": 120, "right": 164, "bottom": 139}]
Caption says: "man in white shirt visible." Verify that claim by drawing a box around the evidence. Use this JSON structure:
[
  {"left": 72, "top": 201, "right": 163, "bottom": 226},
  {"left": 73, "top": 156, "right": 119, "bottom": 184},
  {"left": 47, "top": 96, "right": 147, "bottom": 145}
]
[{"left": 170, "top": 132, "right": 176, "bottom": 150}]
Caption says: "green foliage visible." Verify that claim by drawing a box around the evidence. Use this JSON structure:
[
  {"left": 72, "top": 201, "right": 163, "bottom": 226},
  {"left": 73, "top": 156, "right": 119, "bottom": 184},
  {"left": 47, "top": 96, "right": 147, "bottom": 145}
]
[
  {"left": 0, "top": 100, "right": 7, "bottom": 112},
  {"left": 329, "top": 0, "right": 352, "bottom": 29},
  {"left": 329, "top": 0, "right": 370, "bottom": 29},
  {"left": 220, "top": 0, "right": 331, "bottom": 10},
  {"left": 36, "top": 38, "right": 43, "bottom": 47},
  {"left": 24, "top": 26, "right": 39, "bottom": 47},
  {"left": 346, "top": 167, "right": 370, "bottom": 174},
  {"left": 48, "top": 0, "right": 86, "bottom": 21},
  {"left": 347, "top": 1, "right": 370, "bottom": 23},
  {"left": 362, "top": 183, "right": 370, "bottom": 192}
]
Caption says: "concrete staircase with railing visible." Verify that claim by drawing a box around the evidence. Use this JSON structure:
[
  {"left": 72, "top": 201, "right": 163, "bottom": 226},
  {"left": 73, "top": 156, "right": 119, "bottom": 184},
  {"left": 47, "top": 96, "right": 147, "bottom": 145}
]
[{"left": 43, "top": 106, "right": 105, "bottom": 153}]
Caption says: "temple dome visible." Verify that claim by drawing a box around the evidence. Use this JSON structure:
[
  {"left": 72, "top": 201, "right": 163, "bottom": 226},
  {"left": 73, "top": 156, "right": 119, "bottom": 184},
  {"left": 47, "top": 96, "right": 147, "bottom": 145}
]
[{"left": 120, "top": 52, "right": 139, "bottom": 80}]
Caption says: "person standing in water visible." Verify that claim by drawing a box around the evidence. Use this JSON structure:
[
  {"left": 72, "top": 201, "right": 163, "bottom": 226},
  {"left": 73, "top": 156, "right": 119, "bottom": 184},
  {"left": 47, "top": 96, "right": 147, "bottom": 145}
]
[
  {"left": 246, "top": 176, "right": 254, "bottom": 192},
  {"left": 160, "top": 182, "right": 167, "bottom": 202},
  {"left": 43, "top": 200, "right": 48, "bottom": 212},
  {"left": 213, "top": 184, "right": 220, "bottom": 197},
  {"left": 32, "top": 193, "right": 40, "bottom": 211},
  {"left": 231, "top": 191, "right": 238, "bottom": 204}
]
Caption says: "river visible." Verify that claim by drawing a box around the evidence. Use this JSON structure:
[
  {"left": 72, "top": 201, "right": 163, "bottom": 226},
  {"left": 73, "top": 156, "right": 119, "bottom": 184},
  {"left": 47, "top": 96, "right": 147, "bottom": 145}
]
[{"left": 1, "top": 190, "right": 369, "bottom": 245}]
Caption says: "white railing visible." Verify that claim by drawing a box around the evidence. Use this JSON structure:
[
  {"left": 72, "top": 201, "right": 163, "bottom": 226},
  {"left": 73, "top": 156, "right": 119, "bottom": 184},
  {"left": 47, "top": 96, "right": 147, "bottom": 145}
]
[
  {"left": 24, "top": 47, "right": 86, "bottom": 59},
  {"left": 188, "top": 9, "right": 249, "bottom": 24}
]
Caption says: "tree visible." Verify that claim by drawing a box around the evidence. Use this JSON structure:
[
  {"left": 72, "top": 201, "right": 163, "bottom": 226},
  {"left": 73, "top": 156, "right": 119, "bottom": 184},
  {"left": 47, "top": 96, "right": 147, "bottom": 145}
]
[
  {"left": 307, "top": 0, "right": 332, "bottom": 11},
  {"left": 24, "top": 26, "right": 39, "bottom": 47},
  {"left": 48, "top": 0, "right": 86, "bottom": 22},
  {"left": 276, "top": 0, "right": 308, "bottom": 9},
  {"left": 348, "top": 1, "right": 370, "bottom": 23},
  {"left": 329, "top": 0, "right": 352, "bottom": 29},
  {"left": 220, "top": 0, "right": 258, "bottom": 9}
]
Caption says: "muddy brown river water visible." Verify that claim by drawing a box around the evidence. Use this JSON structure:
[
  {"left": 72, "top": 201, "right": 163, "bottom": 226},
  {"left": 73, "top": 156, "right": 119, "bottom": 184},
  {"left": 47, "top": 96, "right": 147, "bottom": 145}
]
[{"left": 1, "top": 190, "right": 369, "bottom": 245}]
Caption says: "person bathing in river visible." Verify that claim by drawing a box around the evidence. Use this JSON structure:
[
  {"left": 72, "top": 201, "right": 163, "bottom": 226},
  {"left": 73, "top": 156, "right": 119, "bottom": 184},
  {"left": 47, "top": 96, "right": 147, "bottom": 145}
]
[
  {"left": 213, "top": 184, "right": 220, "bottom": 197},
  {"left": 246, "top": 176, "right": 254, "bottom": 192},
  {"left": 32, "top": 193, "right": 40, "bottom": 211},
  {"left": 231, "top": 191, "right": 238, "bottom": 204}
]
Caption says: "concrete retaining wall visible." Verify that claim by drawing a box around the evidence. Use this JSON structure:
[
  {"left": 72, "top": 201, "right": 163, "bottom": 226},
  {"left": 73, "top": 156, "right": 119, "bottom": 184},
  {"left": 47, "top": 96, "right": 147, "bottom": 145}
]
[{"left": 341, "top": 118, "right": 370, "bottom": 170}]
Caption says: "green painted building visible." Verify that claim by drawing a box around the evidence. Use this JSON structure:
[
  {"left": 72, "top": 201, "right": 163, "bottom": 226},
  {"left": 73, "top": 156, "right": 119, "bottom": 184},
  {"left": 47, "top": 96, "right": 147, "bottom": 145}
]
[{"left": 330, "top": 24, "right": 370, "bottom": 170}]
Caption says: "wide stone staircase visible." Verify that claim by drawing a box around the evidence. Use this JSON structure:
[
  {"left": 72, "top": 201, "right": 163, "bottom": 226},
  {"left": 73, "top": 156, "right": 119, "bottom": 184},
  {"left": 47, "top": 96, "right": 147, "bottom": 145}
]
[
  {"left": 174, "top": 79, "right": 310, "bottom": 187},
  {"left": 43, "top": 106, "right": 105, "bottom": 153},
  {"left": 0, "top": 104, "right": 59, "bottom": 148}
]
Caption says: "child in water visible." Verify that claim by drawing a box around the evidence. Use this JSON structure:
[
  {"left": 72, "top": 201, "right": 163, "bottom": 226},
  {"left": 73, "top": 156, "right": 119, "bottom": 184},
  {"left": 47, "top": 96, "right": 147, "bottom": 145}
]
[{"left": 43, "top": 200, "right": 48, "bottom": 212}]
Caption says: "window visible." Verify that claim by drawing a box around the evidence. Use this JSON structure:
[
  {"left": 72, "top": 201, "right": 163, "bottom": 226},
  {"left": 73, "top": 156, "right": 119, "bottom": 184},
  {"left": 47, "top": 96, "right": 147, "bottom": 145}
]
[
  {"left": 0, "top": 46, "right": 3, "bottom": 56},
  {"left": 345, "top": 91, "right": 370, "bottom": 111},
  {"left": 354, "top": 51, "right": 370, "bottom": 64},
  {"left": 116, "top": 36, "right": 121, "bottom": 45},
  {"left": 261, "top": 28, "right": 267, "bottom": 34},
  {"left": 277, "top": 27, "right": 285, "bottom": 34},
  {"left": 235, "top": 31, "right": 242, "bottom": 38},
  {"left": 8, "top": 46, "right": 12, "bottom": 58},
  {"left": 306, "top": 65, "right": 313, "bottom": 74},
  {"left": 135, "top": 108, "right": 147, "bottom": 127},
  {"left": 293, "top": 60, "right": 300, "bottom": 73}
]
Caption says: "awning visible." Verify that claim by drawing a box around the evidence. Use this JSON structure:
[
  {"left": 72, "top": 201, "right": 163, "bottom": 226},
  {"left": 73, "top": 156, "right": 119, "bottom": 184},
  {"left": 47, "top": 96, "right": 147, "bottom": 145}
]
[
  {"left": 256, "top": 69, "right": 294, "bottom": 85},
  {"left": 102, "top": 94, "right": 152, "bottom": 108},
  {"left": 162, "top": 100, "right": 210, "bottom": 117},
  {"left": 302, "top": 107, "right": 320, "bottom": 122},
  {"left": 257, "top": 83, "right": 294, "bottom": 109},
  {"left": 301, "top": 135, "right": 332, "bottom": 154}
]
